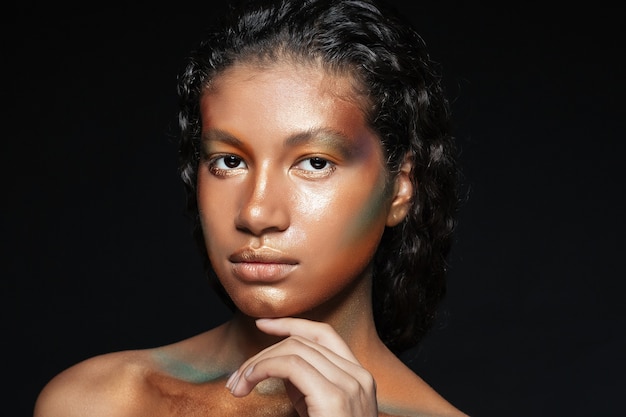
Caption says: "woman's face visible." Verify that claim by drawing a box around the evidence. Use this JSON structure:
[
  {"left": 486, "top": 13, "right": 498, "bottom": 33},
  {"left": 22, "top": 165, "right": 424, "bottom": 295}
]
[{"left": 197, "top": 62, "right": 409, "bottom": 318}]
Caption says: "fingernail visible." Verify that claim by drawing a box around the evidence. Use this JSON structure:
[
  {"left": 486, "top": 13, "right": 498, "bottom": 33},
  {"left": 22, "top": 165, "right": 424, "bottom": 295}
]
[
  {"left": 225, "top": 371, "right": 238, "bottom": 390},
  {"left": 244, "top": 365, "right": 254, "bottom": 379}
]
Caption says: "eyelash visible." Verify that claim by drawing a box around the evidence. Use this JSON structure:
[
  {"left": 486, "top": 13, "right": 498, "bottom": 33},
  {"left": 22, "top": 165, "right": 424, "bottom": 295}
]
[
  {"left": 207, "top": 154, "right": 246, "bottom": 177},
  {"left": 205, "top": 154, "right": 336, "bottom": 179},
  {"left": 293, "top": 157, "right": 336, "bottom": 178}
]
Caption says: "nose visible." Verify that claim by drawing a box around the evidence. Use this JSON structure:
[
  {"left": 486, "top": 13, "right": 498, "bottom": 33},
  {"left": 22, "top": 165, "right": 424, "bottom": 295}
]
[{"left": 235, "top": 165, "right": 290, "bottom": 236}]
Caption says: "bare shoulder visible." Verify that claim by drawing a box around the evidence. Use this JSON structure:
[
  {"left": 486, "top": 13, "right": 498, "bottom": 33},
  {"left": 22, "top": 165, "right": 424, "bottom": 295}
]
[
  {"left": 368, "top": 349, "right": 468, "bottom": 417},
  {"left": 33, "top": 327, "right": 226, "bottom": 417},
  {"left": 34, "top": 349, "right": 158, "bottom": 417}
]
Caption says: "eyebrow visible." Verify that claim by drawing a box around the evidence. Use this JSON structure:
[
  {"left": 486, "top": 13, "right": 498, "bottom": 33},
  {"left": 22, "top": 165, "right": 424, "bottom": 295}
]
[
  {"left": 201, "top": 129, "right": 243, "bottom": 147},
  {"left": 202, "top": 127, "right": 358, "bottom": 158},
  {"left": 285, "top": 128, "right": 356, "bottom": 157}
]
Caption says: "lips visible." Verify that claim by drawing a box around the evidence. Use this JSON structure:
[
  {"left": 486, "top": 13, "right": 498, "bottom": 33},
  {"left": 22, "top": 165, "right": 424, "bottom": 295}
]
[{"left": 228, "top": 247, "right": 298, "bottom": 282}]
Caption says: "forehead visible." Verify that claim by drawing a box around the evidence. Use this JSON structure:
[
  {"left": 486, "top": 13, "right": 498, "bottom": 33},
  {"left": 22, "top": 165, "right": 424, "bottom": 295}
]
[
  {"left": 199, "top": 61, "right": 385, "bottom": 169},
  {"left": 204, "top": 61, "right": 370, "bottom": 115},
  {"left": 199, "top": 62, "right": 376, "bottom": 143}
]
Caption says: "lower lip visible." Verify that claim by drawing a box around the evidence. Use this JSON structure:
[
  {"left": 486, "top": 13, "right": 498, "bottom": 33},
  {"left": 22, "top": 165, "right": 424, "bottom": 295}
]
[{"left": 231, "top": 263, "right": 297, "bottom": 282}]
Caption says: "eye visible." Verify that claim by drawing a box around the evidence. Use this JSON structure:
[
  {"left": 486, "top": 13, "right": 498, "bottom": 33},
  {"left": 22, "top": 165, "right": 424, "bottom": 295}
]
[
  {"left": 296, "top": 157, "right": 330, "bottom": 171},
  {"left": 208, "top": 154, "right": 247, "bottom": 177},
  {"left": 212, "top": 155, "right": 246, "bottom": 170},
  {"left": 293, "top": 157, "right": 336, "bottom": 178}
]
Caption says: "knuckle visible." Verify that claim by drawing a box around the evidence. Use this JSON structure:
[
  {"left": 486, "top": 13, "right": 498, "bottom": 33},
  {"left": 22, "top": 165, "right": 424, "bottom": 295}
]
[
  {"left": 281, "top": 337, "right": 304, "bottom": 349},
  {"left": 283, "top": 353, "right": 305, "bottom": 367},
  {"left": 312, "top": 322, "right": 334, "bottom": 342},
  {"left": 361, "top": 370, "right": 376, "bottom": 391},
  {"left": 344, "top": 377, "right": 362, "bottom": 396},
  {"left": 317, "top": 322, "right": 334, "bottom": 336}
]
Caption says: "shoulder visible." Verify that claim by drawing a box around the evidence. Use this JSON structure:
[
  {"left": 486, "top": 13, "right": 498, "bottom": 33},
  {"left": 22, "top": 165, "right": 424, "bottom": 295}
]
[
  {"left": 369, "top": 351, "right": 468, "bottom": 417},
  {"left": 33, "top": 328, "right": 226, "bottom": 417},
  {"left": 34, "top": 350, "right": 159, "bottom": 417}
]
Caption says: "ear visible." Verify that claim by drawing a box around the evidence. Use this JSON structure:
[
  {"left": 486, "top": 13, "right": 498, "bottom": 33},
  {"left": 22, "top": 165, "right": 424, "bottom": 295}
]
[{"left": 386, "top": 153, "right": 414, "bottom": 227}]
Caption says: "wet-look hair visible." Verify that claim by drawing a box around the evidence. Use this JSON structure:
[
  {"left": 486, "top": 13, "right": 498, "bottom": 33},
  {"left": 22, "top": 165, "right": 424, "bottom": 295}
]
[{"left": 177, "top": 0, "right": 460, "bottom": 354}]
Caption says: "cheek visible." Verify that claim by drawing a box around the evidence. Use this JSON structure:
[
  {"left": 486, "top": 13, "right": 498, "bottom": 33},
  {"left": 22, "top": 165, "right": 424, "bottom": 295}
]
[
  {"left": 196, "top": 177, "right": 211, "bottom": 229},
  {"left": 341, "top": 175, "right": 391, "bottom": 247},
  {"left": 196, "top": 176, "right": 231, "bottom": 254},
  {"left": 294, "top": 174, "right": 390, "bottom": 261}
]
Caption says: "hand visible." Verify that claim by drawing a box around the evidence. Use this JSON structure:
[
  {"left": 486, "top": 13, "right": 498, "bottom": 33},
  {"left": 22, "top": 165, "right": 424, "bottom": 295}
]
[{"left": 225, "top": 317, "right": 378, "bottom": 417}]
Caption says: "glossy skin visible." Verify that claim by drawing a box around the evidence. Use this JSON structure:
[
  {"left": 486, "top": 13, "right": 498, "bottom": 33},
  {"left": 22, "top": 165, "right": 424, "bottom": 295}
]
[
  {"left": 195, "top": 62, "right": 406, "bottom": 416},
  {"left": 33, "top": 62, "right": 467, "bottom": 417},
  {"left": 197, "top": 63, "right": 400, "bottom": 321}
]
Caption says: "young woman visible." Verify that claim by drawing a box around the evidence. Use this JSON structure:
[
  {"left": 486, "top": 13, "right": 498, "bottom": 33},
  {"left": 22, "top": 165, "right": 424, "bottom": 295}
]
[{"left": 34, "top": 1, "right": 465, "bottom": 416}]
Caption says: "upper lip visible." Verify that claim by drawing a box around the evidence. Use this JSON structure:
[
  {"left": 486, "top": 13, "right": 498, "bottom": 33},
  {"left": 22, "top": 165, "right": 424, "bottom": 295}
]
[{"left": 229, "top": 247, "right": 298, "bottom": 264}]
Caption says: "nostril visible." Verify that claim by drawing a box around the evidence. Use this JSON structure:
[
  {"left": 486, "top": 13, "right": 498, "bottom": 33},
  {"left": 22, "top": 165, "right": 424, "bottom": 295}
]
[
  {"left": 235, "top": 199, "right": 290, "bottom": 236},
  {"left": 234, "top": 170, "right": 291, "bottom": 235}
]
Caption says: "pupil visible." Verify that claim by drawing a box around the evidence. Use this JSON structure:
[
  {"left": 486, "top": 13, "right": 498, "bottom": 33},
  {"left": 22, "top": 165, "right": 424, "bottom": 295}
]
[
  {"left": 225, "top": 156, "right": 240, "bottom": 168},
  {"left": 310, "top": 158, "right": 326, "bottom": 169}
]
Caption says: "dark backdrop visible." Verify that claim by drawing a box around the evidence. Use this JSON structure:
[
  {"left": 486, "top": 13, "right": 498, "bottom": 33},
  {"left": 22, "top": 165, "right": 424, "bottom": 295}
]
[{"left": 5, "top": 2, "right": 625, "bottom": 416}]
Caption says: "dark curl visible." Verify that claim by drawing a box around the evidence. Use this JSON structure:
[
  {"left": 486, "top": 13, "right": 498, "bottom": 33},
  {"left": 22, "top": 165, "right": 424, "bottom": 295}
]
[{"left": 177, "top": 0, "right": 460, "bottom": 354}]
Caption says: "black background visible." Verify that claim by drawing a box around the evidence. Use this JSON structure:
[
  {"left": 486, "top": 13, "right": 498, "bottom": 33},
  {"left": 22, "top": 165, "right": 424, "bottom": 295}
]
[{"left": 5, "top": 2, "right": 625, "bottom": 416}]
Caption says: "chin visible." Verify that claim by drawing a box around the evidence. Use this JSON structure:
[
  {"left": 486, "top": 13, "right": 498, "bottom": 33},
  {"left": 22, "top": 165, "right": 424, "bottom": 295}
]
[
  {"left": 231, "top": 293, "right": 297, "bottom": 318},
  {"left": 237, "top": 300, "right": 304, "bottom": 318},
  {"left": 235, "top": 298, "right": 321, "bottom": 320}
]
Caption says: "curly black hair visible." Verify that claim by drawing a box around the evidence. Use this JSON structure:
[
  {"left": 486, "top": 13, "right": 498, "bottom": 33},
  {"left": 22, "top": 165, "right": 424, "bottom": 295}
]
[{"left": 177, "top": 0, "right": 460, "bottom": 354}]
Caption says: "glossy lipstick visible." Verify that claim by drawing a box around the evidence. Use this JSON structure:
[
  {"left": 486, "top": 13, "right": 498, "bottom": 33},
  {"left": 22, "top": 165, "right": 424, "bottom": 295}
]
[{"left": 229, "top": 247, "right": 298, "bottom": 282}]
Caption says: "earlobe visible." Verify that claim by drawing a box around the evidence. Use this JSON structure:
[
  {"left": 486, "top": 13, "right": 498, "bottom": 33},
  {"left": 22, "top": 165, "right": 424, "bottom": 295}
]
[{"left": 386, "top": 153, "right": 414, "bottom": 227}]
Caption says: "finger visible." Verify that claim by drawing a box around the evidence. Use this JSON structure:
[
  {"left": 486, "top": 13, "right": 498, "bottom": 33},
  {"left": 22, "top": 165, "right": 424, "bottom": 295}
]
[
  {"left": 226, "top": 334, "right": 360, "bottom": 393},
  {"left": 255, "top": 318, "right": 358, "bottom": 362},
  {"left": 229, "top": 337, "right": 374, "bottom": 397},
  {"left": 232, "top": 354, "right": 377, "bottom": 417}
]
